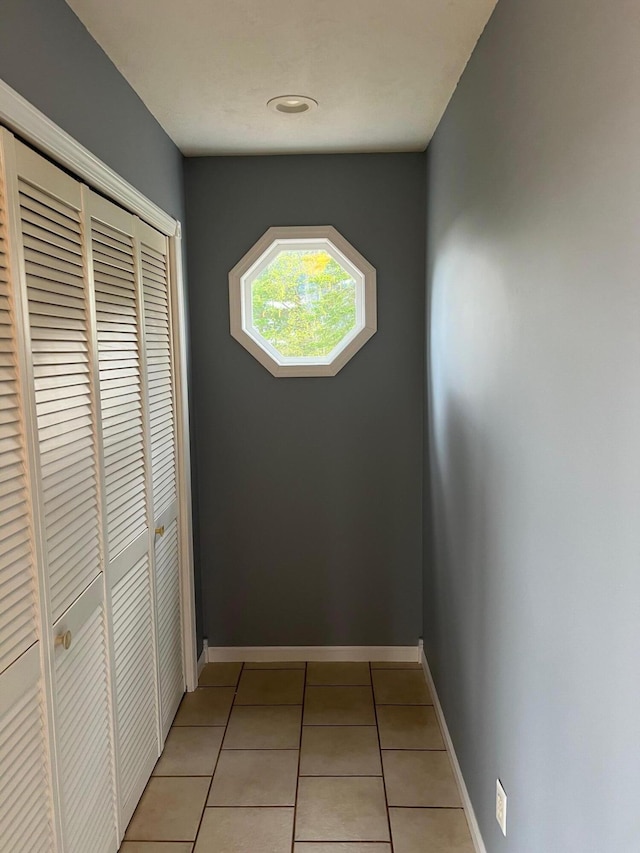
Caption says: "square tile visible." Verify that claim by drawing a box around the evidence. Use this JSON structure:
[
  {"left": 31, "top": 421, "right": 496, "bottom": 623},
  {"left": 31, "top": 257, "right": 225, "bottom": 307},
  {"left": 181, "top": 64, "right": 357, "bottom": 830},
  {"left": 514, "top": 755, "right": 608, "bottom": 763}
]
[
  {"left": 245, "top": 660, "right": 306, "bottom": 669},
  {"left": 307, "top": 662, "right": 371, "bottom": 686},
  {"left": 304, "top": 686, "right": 375, "bottom": 726},
  {"left": 372, "top": 670, "right": 431, "bottom": 705},
  {"left": 173, "top": 687, "right": 234, "bottom": 726},
  {"left": 224, "top": 705, "right": 302, "bottom": 749},
  {"left": 120, "top": 845, "right": 193, "bottom": 853},
  {"left": 208, "top": 749, "right": 299, "bottom": 806},
  {"left": 382, "top": 751, "right": 461, "bottom": 807},
  {"left": 376, "top": 706, "right": 444, "bottom": 750},
  {"left": 194, "top": 807, "right": 293, "bottom": 853},
  {"left": 300, "top": 726, "right": 381, "bottom": 776},
  {"left": 153, "top": 726, "right": 224, "bottom": 776},
  {"left": 294, "top": 846, "right": 391, "bottom": 852},
  {"left": 198, "top": 662, "right": 242, "bottom": 687},
  {"left": 295, "top": 777, "right": 389, "bottom": 842},
  {"left": 371, "top": 661, "right": 422, "bottom": 669},
  {"left": 125, "top": 777, "right": 209, "bottom": 841},
  {"left": 389, "top": 808, "right": 474, "bottom": 853},
  {"left": 235, "top": 669, "right": 305, "bottom": 704}
]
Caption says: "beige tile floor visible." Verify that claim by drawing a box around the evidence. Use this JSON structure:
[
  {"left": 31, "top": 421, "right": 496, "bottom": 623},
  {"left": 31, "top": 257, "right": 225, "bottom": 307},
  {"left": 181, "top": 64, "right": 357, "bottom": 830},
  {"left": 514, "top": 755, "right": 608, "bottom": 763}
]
[{"left": 120, "top": 661, "right": 475, "bottom": 853}]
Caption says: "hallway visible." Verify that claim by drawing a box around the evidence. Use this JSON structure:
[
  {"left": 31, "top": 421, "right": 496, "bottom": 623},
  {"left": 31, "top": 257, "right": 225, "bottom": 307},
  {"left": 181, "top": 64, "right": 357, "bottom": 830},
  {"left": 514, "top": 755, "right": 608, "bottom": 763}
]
[
  {"left": 121, "top": 661, "right": 474, "bottom": 852},
  {"left": 1, "top": 0, "right": 639, "bottom": 850}
]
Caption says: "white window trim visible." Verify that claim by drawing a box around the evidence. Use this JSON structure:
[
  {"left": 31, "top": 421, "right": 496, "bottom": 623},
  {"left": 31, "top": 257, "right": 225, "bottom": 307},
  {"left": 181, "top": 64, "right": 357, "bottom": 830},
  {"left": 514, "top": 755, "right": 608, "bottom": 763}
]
[
  {"left": 0, "top": 77, "right": 198, "bottom": 692},
  {"left": 229, "top": 225, "right": 377, "bottom": 377}
]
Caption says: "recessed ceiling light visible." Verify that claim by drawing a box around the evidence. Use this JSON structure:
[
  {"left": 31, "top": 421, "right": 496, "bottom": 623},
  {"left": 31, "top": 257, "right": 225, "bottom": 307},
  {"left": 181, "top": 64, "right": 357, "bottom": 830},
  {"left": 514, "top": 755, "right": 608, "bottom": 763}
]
[{"left": 267, "top": 95, "right": 318, "bottom": 115}]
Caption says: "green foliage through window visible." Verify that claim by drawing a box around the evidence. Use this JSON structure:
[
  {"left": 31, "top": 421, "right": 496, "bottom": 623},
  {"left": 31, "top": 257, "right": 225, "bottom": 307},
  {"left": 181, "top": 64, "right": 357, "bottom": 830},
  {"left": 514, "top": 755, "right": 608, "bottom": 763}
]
[{"left": 251, "top": 250, "right": 357, "bottom": 357}]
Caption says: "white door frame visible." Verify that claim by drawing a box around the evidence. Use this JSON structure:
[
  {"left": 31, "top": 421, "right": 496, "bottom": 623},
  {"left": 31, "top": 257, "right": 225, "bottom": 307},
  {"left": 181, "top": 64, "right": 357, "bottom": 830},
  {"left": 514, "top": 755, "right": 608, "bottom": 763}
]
[{"left": 0, "top": 77, "right": 199, "bottom": 692}]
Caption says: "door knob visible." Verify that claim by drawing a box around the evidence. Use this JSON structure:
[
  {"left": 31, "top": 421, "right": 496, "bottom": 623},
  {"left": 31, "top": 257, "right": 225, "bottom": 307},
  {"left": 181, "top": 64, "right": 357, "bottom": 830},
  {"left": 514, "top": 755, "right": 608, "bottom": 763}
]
[
  {"left": 155, "top": 525, "right": 165, "bottom": 536},
  {"left": 55, "top": 630, "right": 72, "bottom": 650}
]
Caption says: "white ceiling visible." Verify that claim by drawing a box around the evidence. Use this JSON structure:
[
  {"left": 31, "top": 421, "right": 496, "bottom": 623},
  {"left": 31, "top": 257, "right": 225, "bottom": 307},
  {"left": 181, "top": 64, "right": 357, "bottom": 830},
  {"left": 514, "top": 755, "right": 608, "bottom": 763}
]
[{"left": 66, "top": 0, "right": 497, "bottom": 156}]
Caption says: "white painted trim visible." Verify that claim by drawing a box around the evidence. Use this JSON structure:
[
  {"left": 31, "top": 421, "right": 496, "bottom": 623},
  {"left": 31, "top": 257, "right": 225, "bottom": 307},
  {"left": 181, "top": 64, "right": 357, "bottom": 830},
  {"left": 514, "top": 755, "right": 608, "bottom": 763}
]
[
  {"left": 197, "top": 640, "right": 208, "bottom": 680},
  {"left": 228, "top": 225, "right": 377, "bottom": 377},
  {"left": 169, "top": 232, "right": 198, "bottom": 692},
  {"left": 208, "top": 645, "right": 420, "bottom": 663},
  {"left": 0, "top": 78, "right": 176, "bottom": 236},
  {"left": 421, "top": 649, "right": 488, "bottom": 853}
]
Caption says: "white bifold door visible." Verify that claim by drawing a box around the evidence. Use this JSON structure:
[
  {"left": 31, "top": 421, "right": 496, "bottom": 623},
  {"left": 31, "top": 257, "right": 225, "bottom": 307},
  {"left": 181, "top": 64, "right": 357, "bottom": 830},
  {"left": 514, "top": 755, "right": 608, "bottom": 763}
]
[{"left": 0, "top": 128, "right": 188, "bottom": 852}]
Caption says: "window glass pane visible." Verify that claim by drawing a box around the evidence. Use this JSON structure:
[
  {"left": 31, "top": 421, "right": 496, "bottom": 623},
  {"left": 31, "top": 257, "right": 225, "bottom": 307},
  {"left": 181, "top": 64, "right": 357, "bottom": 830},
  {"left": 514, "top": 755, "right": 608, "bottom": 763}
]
[{"left": 250, "top": 249, "right": 357, "bottom": 357}]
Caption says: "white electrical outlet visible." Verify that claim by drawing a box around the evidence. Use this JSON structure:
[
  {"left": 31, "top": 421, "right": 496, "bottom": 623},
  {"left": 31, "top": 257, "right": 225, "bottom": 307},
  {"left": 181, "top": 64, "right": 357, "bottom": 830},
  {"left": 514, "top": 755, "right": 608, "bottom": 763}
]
[{"left": 496, "top": 779, "right": 507, "bottom": 836}]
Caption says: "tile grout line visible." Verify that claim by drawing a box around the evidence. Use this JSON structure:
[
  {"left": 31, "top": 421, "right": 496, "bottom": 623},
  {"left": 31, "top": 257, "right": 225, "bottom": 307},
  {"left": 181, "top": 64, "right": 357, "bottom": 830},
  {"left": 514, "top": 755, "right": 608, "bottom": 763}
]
[
  {"left": 192, "top": 804, "right": 467, "bottom": 810},
  {"left": 189, "top": 661, "right": 244, "bottom": 852},
  {"left": 371, "top": 661, "right": 395, "bottom": 853},
  {"left": 291, "top": 661, "right": 307, "bottom": 853}
]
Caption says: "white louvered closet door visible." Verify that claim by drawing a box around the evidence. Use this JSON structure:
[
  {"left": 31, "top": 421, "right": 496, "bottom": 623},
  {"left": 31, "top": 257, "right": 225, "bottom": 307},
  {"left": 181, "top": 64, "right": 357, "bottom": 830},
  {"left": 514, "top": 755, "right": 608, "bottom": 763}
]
[
  {"left": 12, "top": 140, "right": 117, "bottom": 853},
  {"left": 0, "top": 124, "right": 190, "bottom": 852},
  {"left": 139, "top": 222, "right": 184, "bottom": 737},
  {"left": 0, "top": 132, "right": 55, "bottom": 853},
  {"left": 87, "top": 192, "right": 160, "bottom": 832}
]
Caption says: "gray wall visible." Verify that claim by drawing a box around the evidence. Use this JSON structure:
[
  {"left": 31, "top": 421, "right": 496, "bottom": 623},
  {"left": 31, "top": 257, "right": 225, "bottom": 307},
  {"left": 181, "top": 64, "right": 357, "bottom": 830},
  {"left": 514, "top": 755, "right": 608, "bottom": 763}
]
[
  {"left": 0, "top": 0, "right": 205, "bottom": 650},
  {"left": 185, "top": 154, "right": 425, "bottom": 646},
  {"left": 425, "top": 1, "right": 640, "bottom": 851}
]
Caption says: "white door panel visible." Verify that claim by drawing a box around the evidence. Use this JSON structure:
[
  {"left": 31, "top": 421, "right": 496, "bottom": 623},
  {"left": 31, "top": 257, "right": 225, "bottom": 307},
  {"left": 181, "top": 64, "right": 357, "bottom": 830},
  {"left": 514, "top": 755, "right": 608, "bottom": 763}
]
[
  {"left": 155, "top": 517, "right": 183, "bottom": 734},
  {"left": 139, "top": 221, "right": 184, "bottom": 736},
  {"left": 89, "top": 197, "right": 147, "bottom": 562},
  {"left": 13, "top": 143, "right": 118, "bottom": 852},
  {"left": 0, "top": 133, "right": 56, "bottom": 852},
  {"left": 0, "top": 141, "right": 38, "bottom": 677},
  {"left": 87, "top": 192, "right": 161, "bottom": 836},
  {"left": 53, "top": 578, "right": 117, "bottom": 853},
  {"left": 16, "top": 148, "right": 101, "bottom": 623},
  {"left": 111, "top": 550, "right": 158, "bottom": 828},
  {"left": 0, "top": 646, "right": 54, "bottom": 853}
]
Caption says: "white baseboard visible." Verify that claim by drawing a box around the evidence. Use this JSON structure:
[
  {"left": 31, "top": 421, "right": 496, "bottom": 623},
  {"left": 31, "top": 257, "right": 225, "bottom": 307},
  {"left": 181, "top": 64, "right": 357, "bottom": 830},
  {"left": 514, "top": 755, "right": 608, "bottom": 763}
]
[
  {"left": 421, "top": 649, "right": 488, "bottom": 853},
  {"left": 196, "top": 639, "right": 208, "bottom": 680},
  {"left": 207, "top": 645, "right": 420, "bottom": 663}
]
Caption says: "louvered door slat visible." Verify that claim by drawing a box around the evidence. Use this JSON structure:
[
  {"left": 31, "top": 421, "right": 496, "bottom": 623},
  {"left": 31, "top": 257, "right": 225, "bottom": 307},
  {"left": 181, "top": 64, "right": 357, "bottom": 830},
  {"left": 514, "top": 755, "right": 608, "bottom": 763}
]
[
  {"left": 103, "top": 410, "right": 141, "bottom": 431},
  {"left": 0, "top": 159, "right": 38, "bottom": 677},
  {"left": 19, "top": 195, "right": 79, "bottom": 236},
  {"left": 18, "top": 175, "right": 101, "bottom": 622}
]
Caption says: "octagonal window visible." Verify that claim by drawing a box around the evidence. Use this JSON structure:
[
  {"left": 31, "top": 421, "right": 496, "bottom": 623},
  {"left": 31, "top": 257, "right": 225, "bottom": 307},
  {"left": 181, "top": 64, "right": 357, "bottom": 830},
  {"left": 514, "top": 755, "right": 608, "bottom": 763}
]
[{"left": 229, "top": 226, "right": 376, "bottom": 377}]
